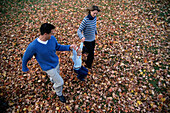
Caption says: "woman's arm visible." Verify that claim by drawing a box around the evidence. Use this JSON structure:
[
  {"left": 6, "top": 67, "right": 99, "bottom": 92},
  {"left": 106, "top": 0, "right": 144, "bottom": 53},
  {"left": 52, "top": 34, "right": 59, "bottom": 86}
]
[{"left": 77, "top": 18, "right": 86, "bottom": 39}]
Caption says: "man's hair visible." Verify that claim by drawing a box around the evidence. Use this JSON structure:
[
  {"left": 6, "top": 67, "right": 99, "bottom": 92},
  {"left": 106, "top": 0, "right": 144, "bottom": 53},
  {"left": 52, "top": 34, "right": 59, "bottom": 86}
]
[{"left": 40, "top": 23, "right": 55, "bottom": 35}]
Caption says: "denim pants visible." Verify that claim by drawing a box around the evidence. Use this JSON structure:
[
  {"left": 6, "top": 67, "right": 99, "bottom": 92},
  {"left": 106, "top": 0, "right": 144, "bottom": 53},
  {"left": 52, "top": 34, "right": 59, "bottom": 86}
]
[
  {"left": 45, "top": 64, "right": 63, "bottom": 96},
  {"left": 74, "top": 66, "right": 88, "bottom": 79}
]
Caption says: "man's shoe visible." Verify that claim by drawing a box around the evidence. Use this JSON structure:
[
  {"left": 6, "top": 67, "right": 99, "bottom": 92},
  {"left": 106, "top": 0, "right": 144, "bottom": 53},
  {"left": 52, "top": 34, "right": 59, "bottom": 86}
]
[{"left": 58, "top": 95, "right": 66, "bottom": 103}]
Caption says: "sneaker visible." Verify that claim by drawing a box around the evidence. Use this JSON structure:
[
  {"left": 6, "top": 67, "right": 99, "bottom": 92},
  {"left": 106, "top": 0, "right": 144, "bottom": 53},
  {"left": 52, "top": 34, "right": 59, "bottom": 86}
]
[
  {"left": 77, "top": 75, "right": 85, "bottom": 81},
  {"left": 58, "top": 95, "right": 66, "bottom": 103},
  {"left": 79, "top": 78, "right": 85, "bottom": 81}
]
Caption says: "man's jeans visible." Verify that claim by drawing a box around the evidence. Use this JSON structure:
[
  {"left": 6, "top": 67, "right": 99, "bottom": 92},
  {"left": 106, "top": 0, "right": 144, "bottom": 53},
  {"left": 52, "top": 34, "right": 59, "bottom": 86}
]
[{"left": 45, "top": 64, "right": 63, "bottom": 96}]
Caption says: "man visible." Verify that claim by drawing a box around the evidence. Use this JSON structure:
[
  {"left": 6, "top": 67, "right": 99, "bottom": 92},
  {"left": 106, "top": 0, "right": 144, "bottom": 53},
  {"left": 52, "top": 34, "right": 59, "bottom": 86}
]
[{"left": 22, "top": 23, "right": 76, "bottom": 103}]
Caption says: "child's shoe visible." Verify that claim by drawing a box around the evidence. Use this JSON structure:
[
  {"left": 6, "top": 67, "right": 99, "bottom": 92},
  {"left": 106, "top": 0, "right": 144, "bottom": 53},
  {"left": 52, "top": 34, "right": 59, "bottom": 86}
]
[{"left": 77, "top": 75, "right": 85, "bottom": 81}]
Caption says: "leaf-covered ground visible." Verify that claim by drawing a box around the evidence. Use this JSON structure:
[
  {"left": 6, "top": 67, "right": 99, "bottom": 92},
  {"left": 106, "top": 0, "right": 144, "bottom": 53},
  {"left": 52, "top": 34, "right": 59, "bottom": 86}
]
[{"left": 0, "top": 0, "right": 169, "bottom": 112}]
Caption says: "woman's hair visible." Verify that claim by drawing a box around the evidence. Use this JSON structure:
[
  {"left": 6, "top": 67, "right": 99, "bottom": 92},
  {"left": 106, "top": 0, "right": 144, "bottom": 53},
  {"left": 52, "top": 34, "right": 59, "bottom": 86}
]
[{"left": 86, "top": 5, "right": 101, "bottom": 14}]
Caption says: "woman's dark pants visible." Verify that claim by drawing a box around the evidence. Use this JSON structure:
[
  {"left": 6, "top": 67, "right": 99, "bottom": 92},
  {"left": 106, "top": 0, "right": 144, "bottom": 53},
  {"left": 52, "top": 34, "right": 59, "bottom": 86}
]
[{"left": 82, "top": 40, "right": 95, "bottom": 68}]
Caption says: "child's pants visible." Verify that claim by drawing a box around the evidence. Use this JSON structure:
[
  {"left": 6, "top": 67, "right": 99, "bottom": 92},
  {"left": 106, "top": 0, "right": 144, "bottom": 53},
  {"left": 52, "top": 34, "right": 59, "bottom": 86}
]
[
  {"left": 74, "top": 66, "right": 88, "bottom": 79},
  {"left": 45, "top": 64, "right": 64, "bottom": 96}
]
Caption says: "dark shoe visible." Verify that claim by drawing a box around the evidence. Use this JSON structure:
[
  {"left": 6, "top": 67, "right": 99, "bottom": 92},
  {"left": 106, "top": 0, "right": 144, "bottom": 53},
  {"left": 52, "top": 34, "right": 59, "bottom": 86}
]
[
  {"left": 58, "top": 95, "right": 66, "bottom": 103},
  {"left": 77, "top": 75, "right": 85, "bottom": 81},
  {"left": 80, "top": 78, "right": 85, "bottom": 81}
]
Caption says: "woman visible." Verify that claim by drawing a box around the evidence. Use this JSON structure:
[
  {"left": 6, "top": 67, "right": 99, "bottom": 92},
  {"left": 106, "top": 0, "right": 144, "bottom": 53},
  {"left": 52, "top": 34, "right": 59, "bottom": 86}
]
[{"left": 77, "top": 5, "right": 100, "bottom": 69}]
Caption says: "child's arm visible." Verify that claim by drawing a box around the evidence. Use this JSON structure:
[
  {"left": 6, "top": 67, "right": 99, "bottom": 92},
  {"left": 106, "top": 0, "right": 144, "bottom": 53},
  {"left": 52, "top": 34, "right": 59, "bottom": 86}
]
[
  {"left": 72, "top": 49, "right": 77, "bottom": 61},
  {"left": 80, "top": 38, "right": 84, "bottom": 50},
  {"left": 80, "top": 42, "right": 83, "bottom": 51}
]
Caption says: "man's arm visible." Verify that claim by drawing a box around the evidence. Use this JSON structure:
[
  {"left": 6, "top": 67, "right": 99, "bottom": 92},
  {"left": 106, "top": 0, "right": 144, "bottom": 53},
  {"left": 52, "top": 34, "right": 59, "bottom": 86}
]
[
  {"left": 55, "top": 38, "right": 76, "bottom": 51},
  {"left": 22, "top": 44, "right": 35, "bottom": 72}
]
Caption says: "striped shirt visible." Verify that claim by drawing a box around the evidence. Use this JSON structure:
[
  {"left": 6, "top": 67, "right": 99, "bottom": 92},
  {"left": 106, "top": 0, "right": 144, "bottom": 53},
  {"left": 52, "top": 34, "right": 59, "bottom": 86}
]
[{"left": 77, "top": 16, "right": 97, "bottom": 42}]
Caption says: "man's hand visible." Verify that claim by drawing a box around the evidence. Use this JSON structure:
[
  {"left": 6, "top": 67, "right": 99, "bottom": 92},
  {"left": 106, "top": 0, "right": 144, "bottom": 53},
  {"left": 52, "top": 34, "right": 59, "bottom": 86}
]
[
  {"left": 81, "top": 37, "right": 85, "bottom": 42},
  {"left": 70, "top": 44, "right": 77, "bottom": 50}
]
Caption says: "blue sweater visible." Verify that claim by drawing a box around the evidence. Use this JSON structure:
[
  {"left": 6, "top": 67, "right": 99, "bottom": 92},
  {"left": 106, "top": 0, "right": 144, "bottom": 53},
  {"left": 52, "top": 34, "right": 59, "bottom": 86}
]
[
  {"left": 22, "top": 35, "right": 70, "bottom": 72},
  {"left": 77, "top": 15, "right": 97, "bottom": 42}
]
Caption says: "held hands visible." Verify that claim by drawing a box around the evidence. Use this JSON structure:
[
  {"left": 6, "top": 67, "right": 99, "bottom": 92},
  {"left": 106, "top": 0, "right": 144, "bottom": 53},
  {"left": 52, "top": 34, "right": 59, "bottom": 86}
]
[
  {"left": 70, "top": 44, "right": 77, "bottom": 50},
  {"left": 70, "top": 37, "right": 85, "bottom": 50},
  {"left": 81, "top": 37, "right": 85, "bottom": 42}
]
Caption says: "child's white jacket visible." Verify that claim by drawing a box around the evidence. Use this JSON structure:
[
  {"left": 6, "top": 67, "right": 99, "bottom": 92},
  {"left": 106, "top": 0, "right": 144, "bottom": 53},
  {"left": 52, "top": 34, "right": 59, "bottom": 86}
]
[{"left": 72, "top": 42, "right": 83, "bottom": 70}]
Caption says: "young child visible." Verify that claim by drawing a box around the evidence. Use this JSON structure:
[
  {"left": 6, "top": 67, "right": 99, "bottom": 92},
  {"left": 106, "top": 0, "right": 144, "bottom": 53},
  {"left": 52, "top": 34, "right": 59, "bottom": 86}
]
[{"left": 71, "top": 38, "right": 88, "bottom": 81}]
